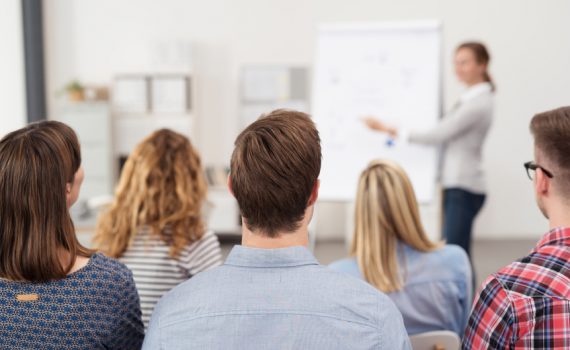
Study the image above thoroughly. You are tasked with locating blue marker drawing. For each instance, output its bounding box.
[386,138,395,147]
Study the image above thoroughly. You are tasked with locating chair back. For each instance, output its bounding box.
[409,330,460,350]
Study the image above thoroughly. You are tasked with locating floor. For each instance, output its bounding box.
[220,237,537,288]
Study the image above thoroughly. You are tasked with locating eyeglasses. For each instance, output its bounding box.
[524,161,554,180]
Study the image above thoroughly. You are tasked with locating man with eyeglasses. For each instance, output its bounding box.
[463,106,570,349]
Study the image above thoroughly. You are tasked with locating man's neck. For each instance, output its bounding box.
[241,225,309,249]
[548,203,570,230]
[240,204,315,249]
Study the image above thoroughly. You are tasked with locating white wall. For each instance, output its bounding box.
[0,0,26,136]
[44,0,570,240]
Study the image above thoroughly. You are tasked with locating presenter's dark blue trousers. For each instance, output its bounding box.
[443,188,486,258]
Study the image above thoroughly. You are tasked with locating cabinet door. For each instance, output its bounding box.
[57,103,113,201]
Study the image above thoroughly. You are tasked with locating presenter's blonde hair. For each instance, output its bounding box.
[350,159,443,293]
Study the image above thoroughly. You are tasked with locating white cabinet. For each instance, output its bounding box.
[56,102,114,203]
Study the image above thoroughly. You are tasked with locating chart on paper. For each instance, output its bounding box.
[312,21,442,202]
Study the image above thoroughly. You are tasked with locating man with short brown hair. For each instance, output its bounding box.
[230,109,322,238]
[143,109,410,349]
[463,106,570,349]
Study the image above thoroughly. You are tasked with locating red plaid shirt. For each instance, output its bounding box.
[462,227,570,349]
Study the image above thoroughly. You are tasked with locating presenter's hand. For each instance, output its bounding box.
[362,117,398,137]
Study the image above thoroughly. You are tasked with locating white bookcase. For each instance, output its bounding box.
[56,102,114,203]
[112,74,195,177]
[56,102,114,237]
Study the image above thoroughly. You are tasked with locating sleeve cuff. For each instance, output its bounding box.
[397,128,410,144]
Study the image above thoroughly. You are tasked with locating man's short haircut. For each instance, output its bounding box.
[530,106,570,197]
[230,109,321,237]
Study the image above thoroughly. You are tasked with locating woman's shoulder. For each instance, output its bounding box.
[199,229,218,240]
[434,244,470,265]
[437,245,470,276]
[84,252,134,282]
[462,91,494,112]
[406,244,470,279]
[177,229,221,259]
[183,229,219,249]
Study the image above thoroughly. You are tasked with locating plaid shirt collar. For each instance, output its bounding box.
[533,226,570,253]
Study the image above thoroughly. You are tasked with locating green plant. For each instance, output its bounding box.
[63,80,84,93]
[56,80,84,97]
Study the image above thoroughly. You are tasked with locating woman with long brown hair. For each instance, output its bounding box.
[0,121,144,349]
[364,42,494,261]
[94,129,222,328]
[330,160,472,336]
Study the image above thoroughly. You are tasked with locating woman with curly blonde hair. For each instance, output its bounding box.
[330,160,472,336]
[94,129,222,328]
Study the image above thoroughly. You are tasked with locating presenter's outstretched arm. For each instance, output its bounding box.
[362,116,398,138]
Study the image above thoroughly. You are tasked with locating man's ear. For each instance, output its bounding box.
[535,168,550,197]
[307,180,320,206]
[227,174,235,197]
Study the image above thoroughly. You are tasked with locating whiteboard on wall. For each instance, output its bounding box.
[312,21,442,203]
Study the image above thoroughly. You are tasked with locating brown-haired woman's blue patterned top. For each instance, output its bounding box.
[0,253,144,349]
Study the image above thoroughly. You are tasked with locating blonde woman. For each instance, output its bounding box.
[329,160,472,336]
[94,129,222,328]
